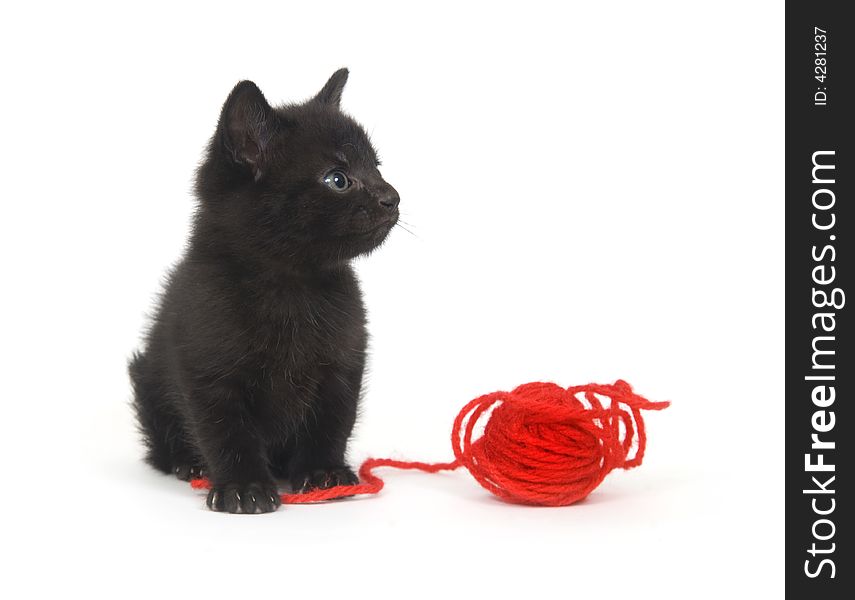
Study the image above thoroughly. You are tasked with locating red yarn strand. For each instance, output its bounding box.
[189,379,668,506]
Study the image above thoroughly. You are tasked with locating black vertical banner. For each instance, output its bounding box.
[786,2,852,597]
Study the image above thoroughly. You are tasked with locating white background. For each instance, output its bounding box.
[1,1,783,598]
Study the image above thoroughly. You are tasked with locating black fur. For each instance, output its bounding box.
[129,69,399,514]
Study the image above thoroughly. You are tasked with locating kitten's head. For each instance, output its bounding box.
[195,69,399,269]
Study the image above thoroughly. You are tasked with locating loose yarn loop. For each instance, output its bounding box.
[190,379,668,506]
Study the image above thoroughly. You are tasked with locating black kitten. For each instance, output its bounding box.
[129,69,399,514]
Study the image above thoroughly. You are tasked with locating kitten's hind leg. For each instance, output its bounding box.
[173,463,207,481]
[129,352,203,477]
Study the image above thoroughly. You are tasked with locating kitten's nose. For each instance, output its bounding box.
[378,190,400,211]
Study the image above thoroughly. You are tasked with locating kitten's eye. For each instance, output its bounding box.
[323,170,351,192]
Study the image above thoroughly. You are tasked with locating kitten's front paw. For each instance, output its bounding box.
[293,466,359,493]
[206,482,281,514]
[174,464,207,482]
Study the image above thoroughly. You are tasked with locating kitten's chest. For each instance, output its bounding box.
[256,278,365,368]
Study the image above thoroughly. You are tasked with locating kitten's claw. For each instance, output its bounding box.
[293,466,359,493]
[174,464,207,481]
[206,482,281,514]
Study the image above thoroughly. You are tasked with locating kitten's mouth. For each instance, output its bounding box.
[334,218,395,259]
[360,216,397,238]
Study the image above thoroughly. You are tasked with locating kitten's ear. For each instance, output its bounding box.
[219,80,275,179]
[312,68,349,109]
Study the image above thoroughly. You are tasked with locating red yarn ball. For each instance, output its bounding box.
[450,380,670,506]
